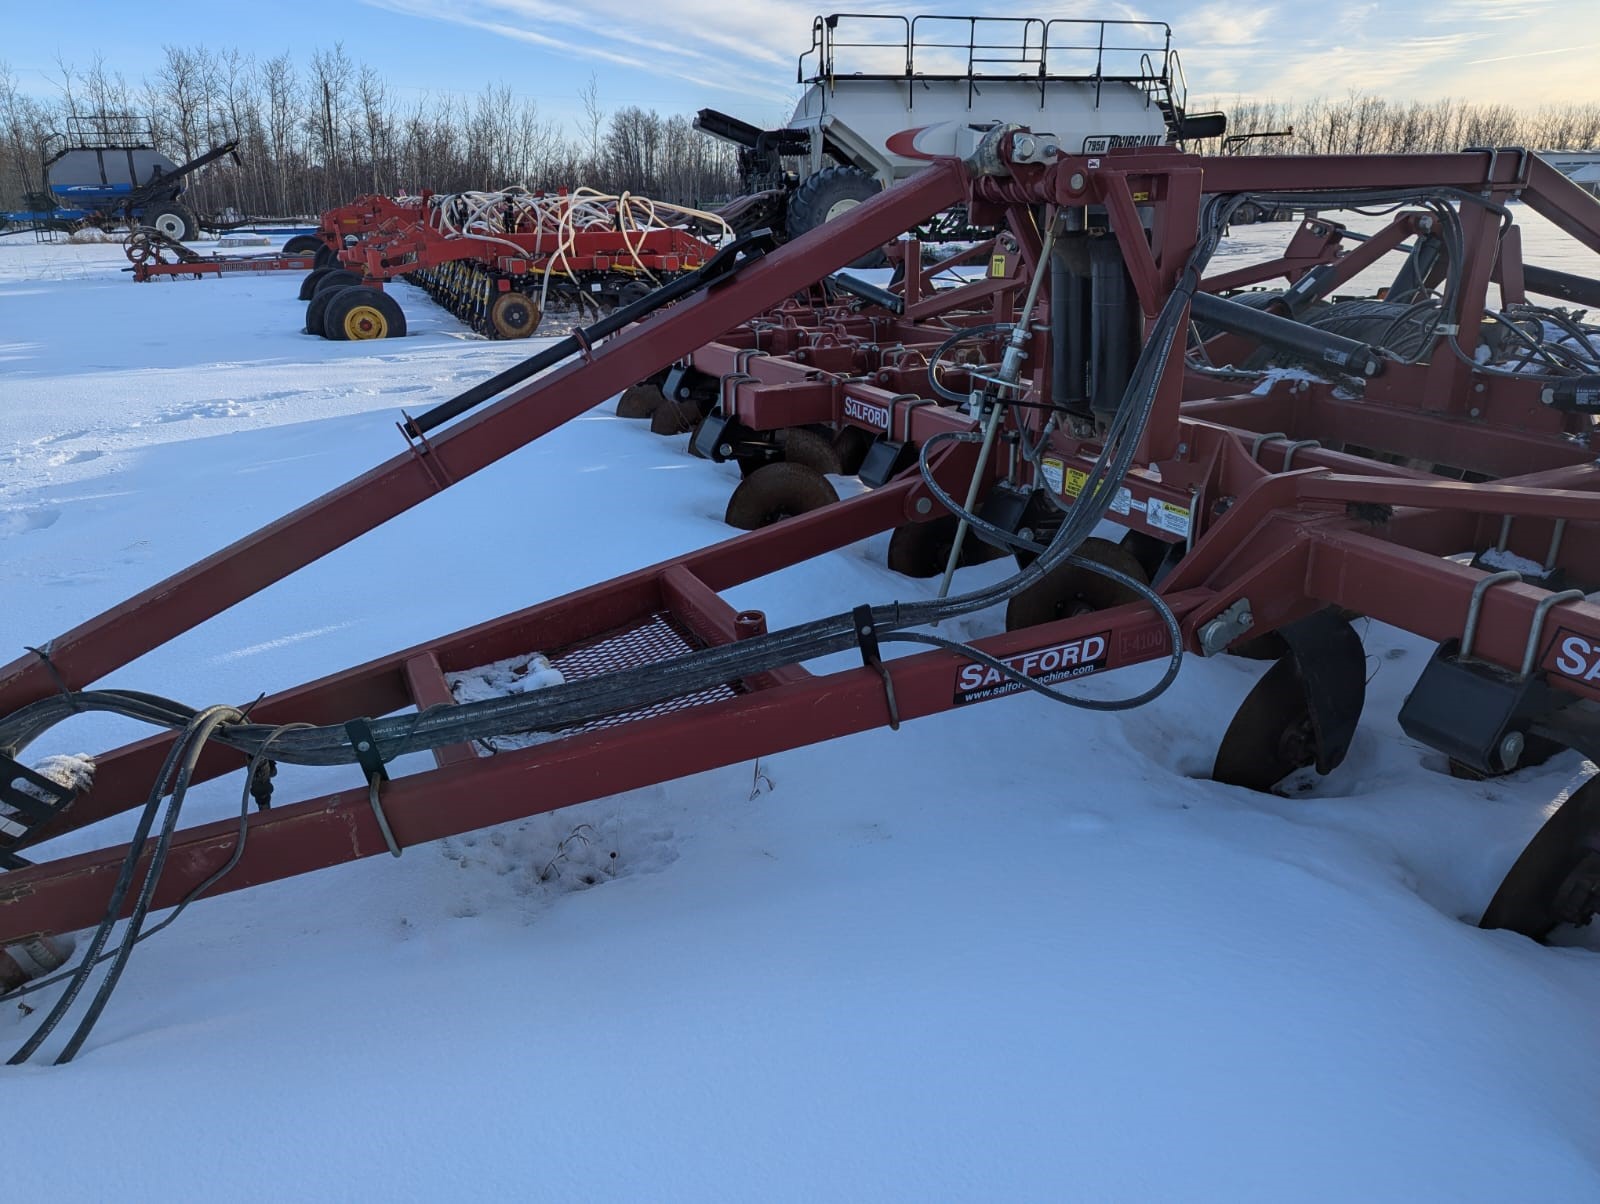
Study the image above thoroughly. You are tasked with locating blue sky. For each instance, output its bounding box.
[5,0,1595,134]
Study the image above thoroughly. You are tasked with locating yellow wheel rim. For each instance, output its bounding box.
[344,305,388,340]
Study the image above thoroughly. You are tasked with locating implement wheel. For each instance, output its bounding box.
[298,267,332,301]
[283,234,323,256]
[725,462,839,530]
[1004,537,1148,632]
[323,286,407,341]
[489,291,541,339]
[314,269,361,295]
[314,244,338,269]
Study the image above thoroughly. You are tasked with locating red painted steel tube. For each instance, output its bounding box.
[20,476,930,844]
[0,161,968,717]
[0,592,1203,947]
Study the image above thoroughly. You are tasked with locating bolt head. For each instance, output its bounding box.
[1498,731,1525,770]
[1068,172,1086,192]
[914,497,933,515]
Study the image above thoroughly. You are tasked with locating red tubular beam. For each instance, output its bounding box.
[0,161,968,717]
[1298,474,1600,522]
[20,476,928,845]
[1304,527,1600,703]
[0,593,1204,947]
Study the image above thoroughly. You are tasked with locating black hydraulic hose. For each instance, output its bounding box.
[52,706,244,1064]
[404,229,774,437]
[6,705,233,1064]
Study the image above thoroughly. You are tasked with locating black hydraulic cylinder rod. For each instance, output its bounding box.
[1523,263,1600,310]
[1049,236,1091,414]
[829,271,905,315]
[1189,290,1386,377]
[1089,236,1140,421]
[403,230,775,437]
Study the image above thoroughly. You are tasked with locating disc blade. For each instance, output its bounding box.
[1480,776,1600,940]
[1211,654,1316,792]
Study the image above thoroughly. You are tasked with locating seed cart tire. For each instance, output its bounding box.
[283,234,324,256]
[314,244,338,269]
[142,202,199,242]
[785,166,886,269]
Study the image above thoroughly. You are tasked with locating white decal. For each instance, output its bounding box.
[1081,134,1163,154]
[843,396,890,430]
[1550,631,1600,683]
[1110,486,1133,516]
[1556,635,1590,677]
[953,633,1110,705]
[1040,456,1065,494]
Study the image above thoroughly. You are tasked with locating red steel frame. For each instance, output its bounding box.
[6,145,1600,948]
[132,250,320,282]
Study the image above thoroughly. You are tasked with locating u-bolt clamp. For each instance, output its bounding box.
[1520,589,1585,677]
[1460,570,1522,660]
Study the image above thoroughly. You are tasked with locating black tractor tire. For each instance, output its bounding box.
[784,166,885,269]
[284,234,324,256]
[323,286,407,341]
[314,244,338,269]
[298,267,333,301]
[314,269,362,295]
[724,462,839,530]
[142,202,200,242]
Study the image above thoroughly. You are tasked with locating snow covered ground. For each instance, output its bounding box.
[2,220,1599,1200]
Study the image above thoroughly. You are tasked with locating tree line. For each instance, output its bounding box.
[0,45,742,218]
[1208,93,1600,157]
[3,45,1599,219]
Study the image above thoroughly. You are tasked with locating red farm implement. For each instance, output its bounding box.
[300,188,726,341]
[6,137,1600,1063]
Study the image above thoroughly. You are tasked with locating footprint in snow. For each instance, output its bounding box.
[438,806,680,920]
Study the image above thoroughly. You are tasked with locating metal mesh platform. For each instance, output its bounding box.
[452,611,744,753]
[550,611,742,733]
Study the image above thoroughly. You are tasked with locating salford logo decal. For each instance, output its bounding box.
[844,396,890,430]
[1547,628,1600,687]
[953,633,1109,705]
